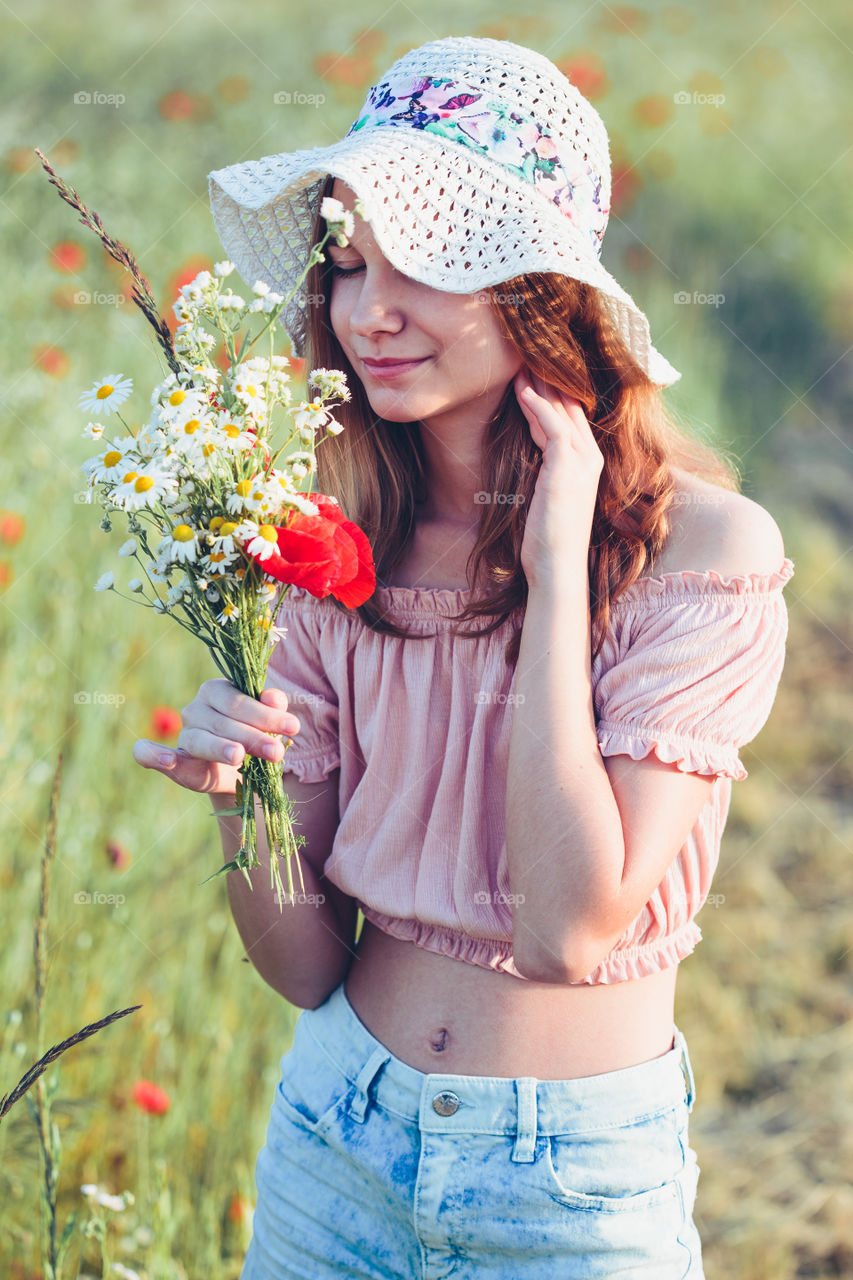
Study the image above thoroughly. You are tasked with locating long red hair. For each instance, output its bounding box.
[301,173,741,665]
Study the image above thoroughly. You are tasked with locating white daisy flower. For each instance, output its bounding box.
[281,490,320,517]
[128,578,144,592]
[259,580,279,607]
[118,539,136,557]
[320,196,355,246]
[229,369,267,410]
[94,571,115,592]
[155,386,210,429]
[291,400,333,434]
[148,560,171,583]
[81,438,138,485]
[217,600,240,626]
[252,280,270,296]
[160,523,199,564]
[78,375,133,417]
[153,598,168,614]
[113,463,180,512]
[214,260,235,277]
[308,368,351,401]
[245,524,281,561]
[217,292,246,311]
[214,410,257,454]
[82,421,105,440]
[112,1263,142,1279]
[226,477,268,516]
[261,291,284,313]
[167,576,191,606]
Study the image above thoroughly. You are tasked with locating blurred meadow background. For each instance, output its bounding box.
[1,0,852,1275]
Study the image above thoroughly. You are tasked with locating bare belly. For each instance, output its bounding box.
[343,919,679,1080]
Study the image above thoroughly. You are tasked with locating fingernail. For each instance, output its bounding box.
[225,745,241,765]
[158,751,174,767]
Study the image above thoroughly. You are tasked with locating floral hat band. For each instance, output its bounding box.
[345,74,608,261]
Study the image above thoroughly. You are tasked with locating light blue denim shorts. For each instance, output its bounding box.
[241,978,704,1279]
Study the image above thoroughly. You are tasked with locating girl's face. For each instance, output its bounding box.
[325,179,524,431]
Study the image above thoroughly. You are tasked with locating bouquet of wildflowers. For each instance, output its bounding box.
[36,148,375,910]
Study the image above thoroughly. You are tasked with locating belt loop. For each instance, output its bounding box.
[349,1046,391,1124]
[511,1078,538,1163]
[675,1028,696,1112]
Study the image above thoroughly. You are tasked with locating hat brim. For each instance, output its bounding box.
[208,128,680,386]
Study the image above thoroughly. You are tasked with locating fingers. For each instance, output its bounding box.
[203,678,301,739]
[132,739,229,794]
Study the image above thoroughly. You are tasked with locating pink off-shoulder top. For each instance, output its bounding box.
[265,557,795,985]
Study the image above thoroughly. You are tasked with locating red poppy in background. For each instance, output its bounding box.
[246,494,375,607]
[106,839,132,870]
[150,705,182,738]
[133,1080,171,1115]
[49,240,86,273]
[33,344,70,378]
[0,512,25,545]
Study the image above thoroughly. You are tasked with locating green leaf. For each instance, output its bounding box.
[200,859,243,883]
[57,1210,78,1269]
[209,806,243,817]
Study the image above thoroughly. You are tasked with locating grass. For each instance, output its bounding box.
[1,0,851,1275]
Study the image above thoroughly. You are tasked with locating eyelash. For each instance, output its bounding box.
[328,263,364,277]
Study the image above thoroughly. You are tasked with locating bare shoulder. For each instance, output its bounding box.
[651,467,786,578]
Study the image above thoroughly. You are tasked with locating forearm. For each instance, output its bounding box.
[211,792,354,1009]
[506,580,625,982]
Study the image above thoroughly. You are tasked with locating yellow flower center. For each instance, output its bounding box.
[209,517,224,533]
[121,471,138,485]
[220,522,237,536]
[96,384,114,399]
[169,389,186,405]
[173,524,195,542]
[258,524,279,542]
[235,479,253,498]
[225,425,241,438]
[202,443,215,457]
[134,476,154,493]
[183,419,201,434]
[209,551,226,563]
[103,450,122,468]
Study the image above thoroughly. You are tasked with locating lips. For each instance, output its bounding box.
[361,357,428,367]
[361,356,430,380]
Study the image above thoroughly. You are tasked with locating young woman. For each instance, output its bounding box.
[134,36,794,1278]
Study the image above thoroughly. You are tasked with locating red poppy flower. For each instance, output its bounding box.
[106,839,132,869]
[33,344,70,378]
[0,512,25,545]
[49,240,86,273]
[246,494,375,607]
[150,705,182,738]
[133,1079,171,1115]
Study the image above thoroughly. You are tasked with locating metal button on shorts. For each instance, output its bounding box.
[432,1090,461,1116]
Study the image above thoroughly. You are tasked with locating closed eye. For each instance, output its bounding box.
[329,262,364,277]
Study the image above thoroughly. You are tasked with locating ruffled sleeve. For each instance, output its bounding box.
[593,559,795,781]
[264,588,341,784]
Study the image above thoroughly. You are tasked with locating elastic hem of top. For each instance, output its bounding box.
[357,905,702,985]
[596,720,747,781]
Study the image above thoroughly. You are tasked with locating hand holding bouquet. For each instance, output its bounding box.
[36,148,375,909]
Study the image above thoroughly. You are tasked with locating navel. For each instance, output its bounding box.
[429,1027,449,1053]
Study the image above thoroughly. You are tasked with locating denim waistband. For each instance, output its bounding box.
[301,980,697,1153]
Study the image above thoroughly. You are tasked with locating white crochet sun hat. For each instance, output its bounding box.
[208,35,681,387]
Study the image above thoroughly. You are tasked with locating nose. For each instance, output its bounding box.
[347,265,406,338]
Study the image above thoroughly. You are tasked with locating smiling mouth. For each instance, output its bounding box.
[361,357,430,378]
